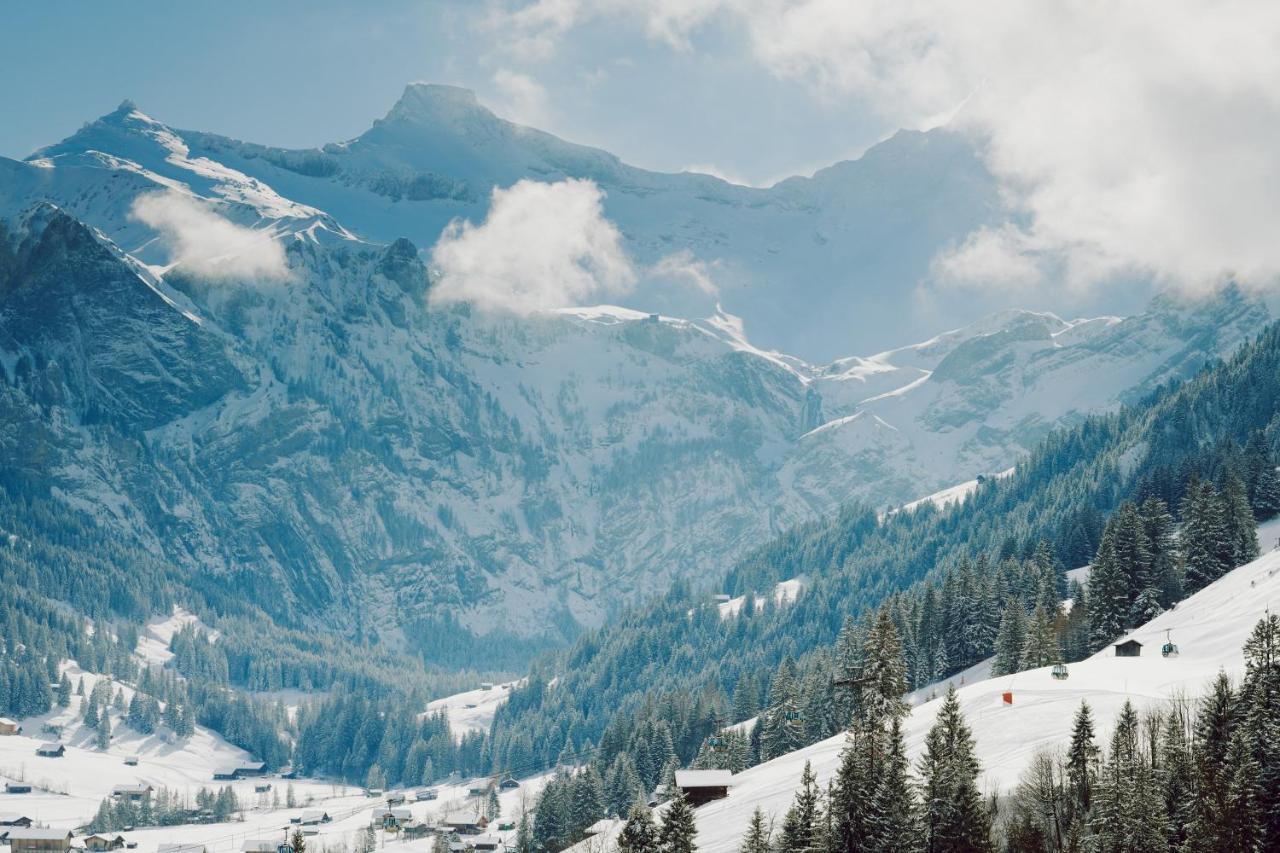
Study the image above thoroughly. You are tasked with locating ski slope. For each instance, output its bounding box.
[581,521,1280,852]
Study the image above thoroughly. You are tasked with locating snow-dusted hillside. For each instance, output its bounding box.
[591,520,1280,853]
[0,193,1267,646]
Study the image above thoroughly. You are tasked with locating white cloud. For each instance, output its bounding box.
[129,191,289,280]
[651,250,720,296]
[430,178,636,313]
[495,0,1280,295]
[489,69,552,126]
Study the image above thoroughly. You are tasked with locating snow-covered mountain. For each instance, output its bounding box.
[0,92,1269,653]
[18,86,1008,359]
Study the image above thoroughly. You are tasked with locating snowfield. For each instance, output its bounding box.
[422,681,523,740]
[581,520,1280,852]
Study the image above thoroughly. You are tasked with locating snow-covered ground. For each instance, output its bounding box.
[0,660,546,852]
[716,579,805,620]
[580,521,1280,852]
[422,681,522,740]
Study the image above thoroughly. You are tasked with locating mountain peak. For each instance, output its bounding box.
[382,83,492,126]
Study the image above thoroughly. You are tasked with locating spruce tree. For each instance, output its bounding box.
[859,608,910,727]
[779,760,820,852]
[1221,471,1259,568]
[1244,430,1280,520]
[658,790,697,853]
[1066,701,1099,820]
[920,686,991,852]
[868,717,921,853]
[1088,530,1128,650]
[618,802,659,853]
[1019,605,1059,671]
[1181,477,1228,592]
[993,599,1028,676]
[740,806,772,853]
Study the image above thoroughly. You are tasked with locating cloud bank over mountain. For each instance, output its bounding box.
[494,0,1280,297]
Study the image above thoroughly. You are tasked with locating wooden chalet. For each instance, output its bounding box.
[83,834,126,851]
[1115,639,1143,657]
[673,769,734,807]
[35,743,65,758]
[9,827,73,853]
[0,717,21,736]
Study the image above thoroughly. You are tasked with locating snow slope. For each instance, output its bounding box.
[580,528,1280,852]
[423,681,522,740]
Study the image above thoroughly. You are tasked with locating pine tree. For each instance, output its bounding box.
[779,760,820,852]
[762,658,805,760]
[868,717,921,853]
[56,673,71,707]
[1064,696,1095,819]
[1186,671,1236,850]
[1090,700,1166,853]
[658,791,697,853]
[993,599,1028,676]
[97,713,111,750]
[740,806,772,853]
[1181,476,1228,592]
[1019,605,1059,671]
[919,686,991,853]
[1088,530,1128,650]
[1244,430,1280,520]
[1221,471,1259,568]
[618,802,659,853]
[859,608,910,727]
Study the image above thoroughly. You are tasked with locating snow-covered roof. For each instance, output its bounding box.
[11,828,74,841]
[674,769,734,788]
[0,717,18,725]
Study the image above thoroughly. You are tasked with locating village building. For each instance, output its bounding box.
[9,827,74,853]
[414,789,437,801]
[4,783,33,795]
[0,717,21,736]
[35,743,65,758]
[213,762,266,781]
[123,756,139,767]
[295,810,331,826]
[673,769,735,806]
[498,778,519,790]
[1,814,34,828]
[110,785,152,802]
[442,815,489,836]
[83,834,126,851]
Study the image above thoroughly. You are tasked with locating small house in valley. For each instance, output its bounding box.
[4,783,34,795]
[35,743,65,758]
[443,815,489,836]
[84,834,126,851]
[9,827,73,853]
[0,718,21,736]
[0,814,34,827]
[111,785,152,802]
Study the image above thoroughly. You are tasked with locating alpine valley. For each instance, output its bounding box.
[5,79,1280,853]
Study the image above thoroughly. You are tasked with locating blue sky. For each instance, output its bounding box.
[0,1,887,185]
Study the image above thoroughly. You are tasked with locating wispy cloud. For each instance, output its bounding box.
[130,191,288,280]
[429,178,635,313]
[489,69,551,126]
[492,0,1280,295]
